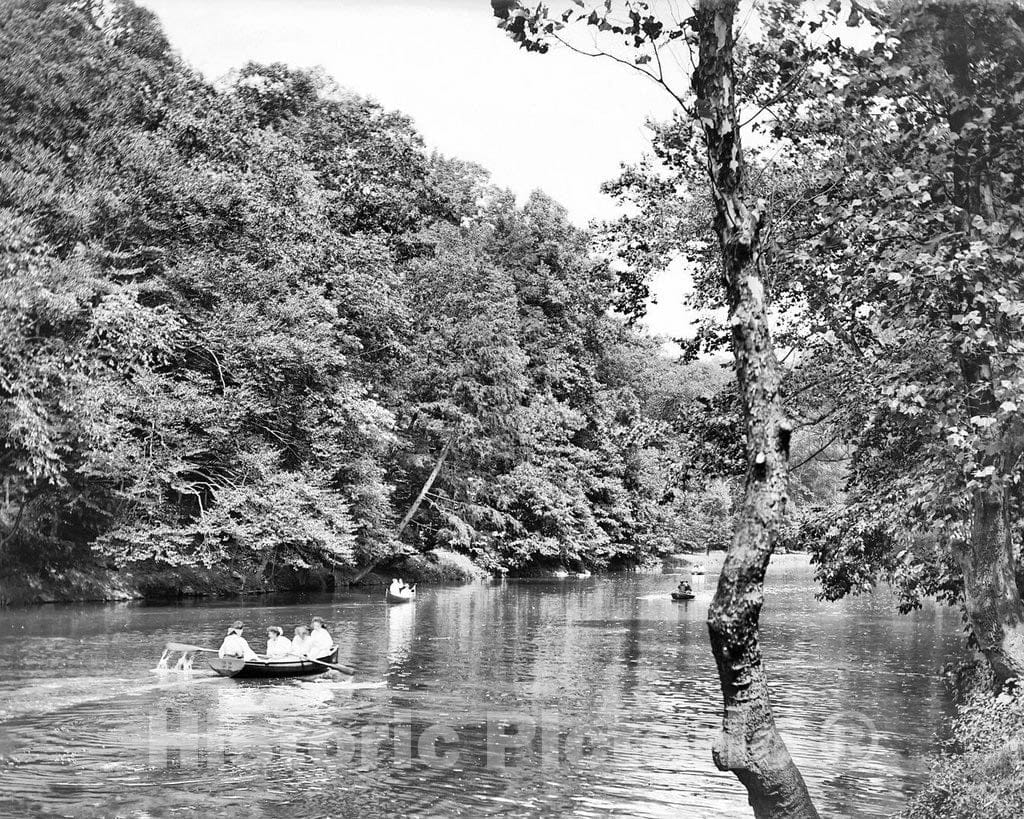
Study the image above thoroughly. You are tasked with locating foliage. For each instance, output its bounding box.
[903,682,1024,819]
[0,0,717,589]
[758,3,1024,614]
[394,192,698,571]
[587,2,1024,614]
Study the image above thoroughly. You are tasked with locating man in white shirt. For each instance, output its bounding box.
[218,621,258,660]
[305,616,333,658]
[265,626,292,659]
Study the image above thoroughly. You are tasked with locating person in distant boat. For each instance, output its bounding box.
[265,626,292,659]
[676,579,693,596]
[305,616,333,658]
[291,625,311,657]
[218,620,259,660]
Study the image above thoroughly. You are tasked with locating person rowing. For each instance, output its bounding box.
[218,620,259,660]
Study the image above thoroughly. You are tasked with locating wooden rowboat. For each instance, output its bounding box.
[386,588,415,604]
[671,591,696,601]
[208,647,339,679]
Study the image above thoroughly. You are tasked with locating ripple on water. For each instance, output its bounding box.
[0,567,961,817]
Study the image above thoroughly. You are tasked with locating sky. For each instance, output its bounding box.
[137,0,692,339]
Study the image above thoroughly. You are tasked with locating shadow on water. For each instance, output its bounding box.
[0,555,960,818]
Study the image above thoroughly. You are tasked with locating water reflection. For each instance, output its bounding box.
[0,556,960,817]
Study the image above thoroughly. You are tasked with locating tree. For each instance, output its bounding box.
[872,1,1024,685]
[492,2,819,815]
[0,2,403,579]
[760,1,1024,684]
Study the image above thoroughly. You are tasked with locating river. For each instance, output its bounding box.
[0,555,961,818]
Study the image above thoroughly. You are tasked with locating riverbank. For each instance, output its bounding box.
[1,547,812,605]
[903,674,1024,818]
[335,548,490,588]
[0,560,335,607]
[0,546,493,606]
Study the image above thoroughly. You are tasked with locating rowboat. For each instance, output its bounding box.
[671,591,696,601]
[208,647,339,679]
[386,588,415,604]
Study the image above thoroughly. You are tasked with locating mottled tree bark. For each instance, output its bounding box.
[955,473,1024,682]
[942,9,1024,684]
[693,2,818,816]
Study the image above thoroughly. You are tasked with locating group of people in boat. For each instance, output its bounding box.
[388,578,415,597]
[217,616,333,661]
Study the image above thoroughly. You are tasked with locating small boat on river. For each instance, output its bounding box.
[671,591,696,601]
[386,587,416,604]
[208,647,339,679]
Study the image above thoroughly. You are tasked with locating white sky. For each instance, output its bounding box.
[138,0,693,338]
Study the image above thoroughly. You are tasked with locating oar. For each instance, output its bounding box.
[164,642,356,675]
[166,641,219,653]
[304,656,356,676]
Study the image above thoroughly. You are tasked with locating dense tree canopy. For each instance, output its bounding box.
[0,0,730,590]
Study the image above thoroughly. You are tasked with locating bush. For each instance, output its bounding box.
[384,548,488,585]
[903,680,1024,819]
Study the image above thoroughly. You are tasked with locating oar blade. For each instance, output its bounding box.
[165,641,218,653]
[306,655,356,675]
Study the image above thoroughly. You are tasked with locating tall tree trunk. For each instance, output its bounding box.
[345,435,456,586]
[942,9,1024,684]
[955,471,1024,682]
[397,434,455,536]
[693,2,818,816]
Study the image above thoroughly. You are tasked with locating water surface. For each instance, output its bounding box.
[0,555,960,818]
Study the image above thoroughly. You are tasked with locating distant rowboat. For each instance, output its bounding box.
[386,587,416,604]
[671,591,696,601]
[208,647,339,679]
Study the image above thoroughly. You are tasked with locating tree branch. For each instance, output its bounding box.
[552,33,691,111]
[791,432,843,472]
